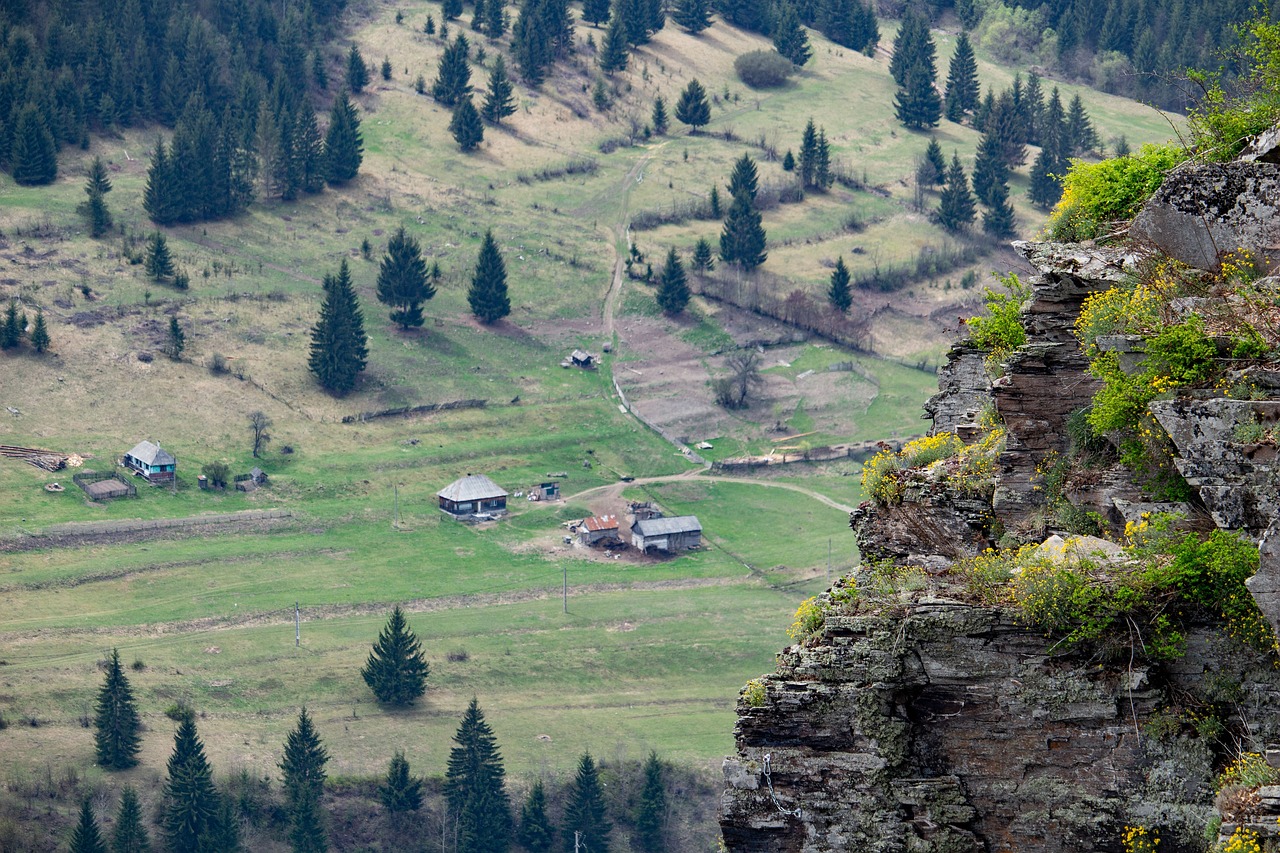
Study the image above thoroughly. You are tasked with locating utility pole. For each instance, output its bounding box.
[563,565,569,614]
[295,602,300,647]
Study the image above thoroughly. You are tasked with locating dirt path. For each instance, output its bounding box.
[565,471,856,514]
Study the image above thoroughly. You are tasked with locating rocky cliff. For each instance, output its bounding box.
[721,158,1280,852]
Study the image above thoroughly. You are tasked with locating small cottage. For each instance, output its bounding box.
[570,349,596,369]
[123,440,176,484]
[580,514,620,546]
[631,515,702,552]
[438,474,508,517]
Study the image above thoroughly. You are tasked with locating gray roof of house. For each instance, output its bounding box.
[126,440,175,467]
[438,474,508,502]
[632,515,702,537]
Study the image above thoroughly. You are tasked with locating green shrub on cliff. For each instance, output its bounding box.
[966,272,1031,371]
[1045,143,1189,242]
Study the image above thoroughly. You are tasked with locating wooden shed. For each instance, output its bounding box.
[631,515,702,552]
[123,440,176,484]
[579,514,620,546]
[570,349,596,369]
[438,474,508,517]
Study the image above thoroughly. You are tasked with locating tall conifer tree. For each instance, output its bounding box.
[281,708,330,853]
[674,79,710,131]
[11,104,57,186]
[772,3,811,66]
[937,152,976,232]
[562,753,611,853]
[943,32,979,122]
[599,16,630,73]
[828,256,852,312]
[162,718,225,852]
[982,177,1017,239]
[894,59,941,129]
[719,190,767,270]
[376,228,434,329]
[651,96,669,134]
[309,259,369,396]
[69,799,108,853]
[145,232,175,281]
[346,45,370,93]
[633,751,667,853]
[324,91,364,184]
[111,786,152,853]
[970,131,1006,207]
[30,311,50,354]
[656,247,690,315]
[433,34,474,106]
[517,781,554,853]
[83,156,114,237]
[451,96,485,151]
[445,698,513,853]
[361,605,430,705]
[469,230,511,323]
[672,0,712,32]
[381,751,424,813]
[482,56,518,123]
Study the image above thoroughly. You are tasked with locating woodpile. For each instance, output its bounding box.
[1,445,69,472]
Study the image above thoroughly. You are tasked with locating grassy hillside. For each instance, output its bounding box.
[0,0,1182,846]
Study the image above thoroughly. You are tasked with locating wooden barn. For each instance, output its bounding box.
[579,514,620,546]
[438,474,508,517]
[631,515,702,553]
[123,440,176,484]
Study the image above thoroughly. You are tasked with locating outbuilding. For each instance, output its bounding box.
[570,349,596,369]
[580,514,621,546]
[122,440,176,484]
[438,474,509,517]
[631,515,702,552]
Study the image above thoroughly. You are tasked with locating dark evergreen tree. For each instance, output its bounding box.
[561,753,611,853]
[772,3,811,66]
[691,237,715,273]
[325,91,364,185]
[313,51,330,90]
[1023,72,1045,144]
[986,90,1027,167]
[296,104,326,194]
[11,104,58,186]
[361,605,430,705]
[656,248,690,315]
[894,59,941,129]
[281,708,329,853]
[381,57,393,80]
[888,11,931,87]
[828,256,852,312]
[651,96,669,135]
[924,138,946,186]
[445,0,464,18]
[482,56,518,124]
[111,786,152,853]
[376,229,435,329]
[1028,109,1068,210]
[469,230,511,323]
[798,119,819,188]
[144,232,174,281]
[937,152,976,233]
[1064,93,1098,155]
[970,131,1006,207]
[309,259,369,396]
[718,0,767,33]
[708,184,722,218]
[982,176,1017,239]
[815,129,832,189]
[473,0,487,32]
[674,79,711,131]
[781,149,795,171]
[633,751,666,853]
[161,718,223,852]
[426,14,438,33]
[83,156,113,238]
[143,140,180,226]
[512,0,573,86]
[672,0,713,33]
[974,88,995,131]
[30,311,50,354]
[450,96,485,151]
[165,316,184,360]
[445,698,512,853]
[517,781,554,853]
[486,0,507,38]
[827,0,879,54]
[69,798,108,853]
[583,0,612,26]
[434,34,474,106]
[346,45,370,93]
[719,191,767,270]
[943,32,979,123]
[380,751,424,813]
[599,15,630,73]
[0,302,21,350]
[727,154,759,203]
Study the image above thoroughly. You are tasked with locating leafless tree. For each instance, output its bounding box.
[248,410,273,458]
[715,350,765,409]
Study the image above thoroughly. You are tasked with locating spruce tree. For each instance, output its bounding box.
[674,79,710,131]
[346,45,370,93]
[943,31,979,122]
[561,752,611,853]
[434,34,474,107]
[651,96,669,135]
[143,140,180,226]
[782,149,795,171]
[814,129,832,190]
[313,51,330,90]
[708,184,721,218]
[672,0,712,33]
[656,247,690,315]
[30,311,50,354]
[468,230,512,323]
[162,718,223,852]
[83,156,114,238]
[772,3,811,66]
[924,138,946,186]
[851,0,880,54]
[727,154,759,203]
[894,58,941,129]
[486,0,507,38]
[296,104,326,194]
[1023,72,1045,144]
[445,0,463,18]
[517,781,554,853]
[798,119,819,189]
[380,751,424,813]
[937,152,976,233]
[69,798,108,853]
[165,316,184,360]
[445,698,512,853]
[381,57,393,80]
[888,11,932,87]
[986,90,1027,168]
[691,237,715,273]
[281,708,330,853]
[361,605,430,705]
[828,256,852,312]
[482,56,518,124]
[145,232,174,282]
[111,786,152,853]
[376,228,434,329]
[1065,93,1098,155]
[1,301,21,350]
[982,177,1017,239]
[450,96,485,151]
[719,191,767,270]
[599,15,629,74]
[324,91,365,185]
[634,751,666,853]
[11,104,58,186]
[474,0,490,31]
[970,131,1006,207]
[583,0,611,26]
[309,259,369,396]
[1028,135,1066,209]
